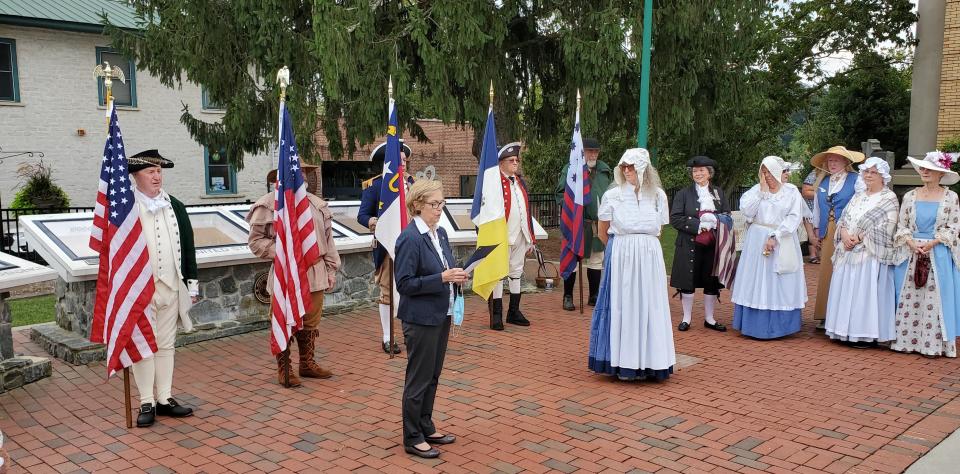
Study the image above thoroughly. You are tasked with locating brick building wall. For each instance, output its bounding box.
[314,119,480,198]
[0,25,273,207]
[938,0,960,146]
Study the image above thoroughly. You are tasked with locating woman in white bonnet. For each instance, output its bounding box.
[731,156,808,339]
[588,148,676,381]
[823,157,900,347]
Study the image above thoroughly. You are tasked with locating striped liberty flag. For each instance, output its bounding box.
[270,101,321,356]
[559,109,590,279]
[470,105,509,299]
[89,103,158,378]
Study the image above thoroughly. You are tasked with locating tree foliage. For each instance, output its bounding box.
[106,0,915,193]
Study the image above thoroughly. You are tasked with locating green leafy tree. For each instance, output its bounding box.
[105,0,915,195]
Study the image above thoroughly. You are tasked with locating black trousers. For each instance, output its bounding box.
[401,316,451,447]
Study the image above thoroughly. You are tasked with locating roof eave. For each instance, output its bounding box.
[0,14,140,34]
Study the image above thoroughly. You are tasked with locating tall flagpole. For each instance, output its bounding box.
[276,66,295,388]
[637,0,653,163]
[93,61,132,429]
[486,81,496,323]
[387,76,396,360]
[576,90,585,315]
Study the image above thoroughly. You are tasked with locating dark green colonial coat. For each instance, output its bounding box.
[170,196,198,284]
[554,160,614,257]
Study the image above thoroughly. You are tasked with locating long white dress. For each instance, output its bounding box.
[731,183,808,339]
[824,189,899,343]
[588,184,676,380]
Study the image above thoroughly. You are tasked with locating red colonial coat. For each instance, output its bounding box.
[501,172,536,244]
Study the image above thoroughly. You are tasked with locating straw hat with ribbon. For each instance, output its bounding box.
[907,151,960,186]
[811,145,866,172]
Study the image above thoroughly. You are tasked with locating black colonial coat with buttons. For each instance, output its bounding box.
[668,184,729,291]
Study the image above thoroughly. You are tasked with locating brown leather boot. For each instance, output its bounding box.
[276,350,301,387]
[296,330,332,379]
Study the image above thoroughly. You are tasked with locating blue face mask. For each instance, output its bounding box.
[452,294,465,326]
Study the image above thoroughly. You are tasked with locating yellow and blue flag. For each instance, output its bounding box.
[470,105,509,300]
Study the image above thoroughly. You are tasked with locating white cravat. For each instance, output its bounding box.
[135,189,171,214]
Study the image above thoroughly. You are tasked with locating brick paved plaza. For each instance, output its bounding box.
[2,263,960,473]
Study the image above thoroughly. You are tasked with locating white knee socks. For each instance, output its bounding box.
[131,347,175,405]
[704,295,718,325]
[508,278,522,294]
[379,303,392,343]
[681,293,694,324]
[492,281,504,299]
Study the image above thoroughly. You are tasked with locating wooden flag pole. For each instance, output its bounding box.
[387,76,396,360]
[94,61,133,428]
[578,261,584,315]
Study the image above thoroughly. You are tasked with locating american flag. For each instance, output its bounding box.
[88,104,158,378]
[270,101,320,356]
[559,110,590,279]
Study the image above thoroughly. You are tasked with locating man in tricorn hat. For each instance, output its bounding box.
[357,140,414,354]
[126,149,198,427]
[554,138,613,311]
[247,164,341,387]
[488,142,535,330]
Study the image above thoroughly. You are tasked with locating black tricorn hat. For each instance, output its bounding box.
[686,155,717,168]
[583,137,601,150]
[128,149,174,173]
[498,142,522,161]
[369,140,412,162]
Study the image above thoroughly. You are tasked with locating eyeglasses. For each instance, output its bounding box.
[504,158,520,164]
[425,200,446,210]
[619,165,636,172]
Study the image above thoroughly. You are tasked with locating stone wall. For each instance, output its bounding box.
[938,1,960,146]
[0,293,52,393]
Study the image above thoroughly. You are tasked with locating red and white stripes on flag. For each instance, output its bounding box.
[270,101,320,356]
[89,103,158,378]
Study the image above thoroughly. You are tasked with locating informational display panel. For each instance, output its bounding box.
[0,251,57,293]
[20,200,549,282]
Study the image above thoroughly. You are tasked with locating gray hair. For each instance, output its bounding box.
[686,166,715,180]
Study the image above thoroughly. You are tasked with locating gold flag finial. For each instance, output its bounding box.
[276,66,290,101]
[388,75,394,100]
[576,89,581,112]
[488,80,494,107]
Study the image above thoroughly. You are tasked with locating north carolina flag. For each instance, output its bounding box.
[374,97,407,260]
[470,106,509,300]
[559,109,590,279]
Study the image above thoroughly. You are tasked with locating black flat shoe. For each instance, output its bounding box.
[404,444,440,458]
[704,321,727,332]
[426,434,456,445]
[382,342,402,354]
[587,296,597,306]
[136,403,155,427]
[677,321,690,331]
[155,398,194,418]
[562,295,575,311]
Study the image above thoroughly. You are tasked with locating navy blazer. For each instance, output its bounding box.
[394,221,458,326]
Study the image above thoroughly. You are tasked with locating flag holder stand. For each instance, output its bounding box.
[123,368,132,428]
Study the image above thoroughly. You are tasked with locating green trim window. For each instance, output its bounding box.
[201,86,224,110]
[96,47,136,107]
[0,38,20,102]
[204,147,237,194]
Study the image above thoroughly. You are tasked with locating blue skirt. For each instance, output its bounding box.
[588,235,674,381]
[733,304,802,339]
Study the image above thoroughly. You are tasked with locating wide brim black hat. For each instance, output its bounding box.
[686,155,717,168]
[498,142,522,161]
[128,149,174,173]
[583,137,601,150]
[369,140,412,161]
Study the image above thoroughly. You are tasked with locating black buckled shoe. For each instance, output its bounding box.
[405,444,440,459]
[382,341,402,354]
[587,295,597,306]
[136,403,155,427]
[677,321,690,331]
[562,295,575,311]
[704,321,727,332]
[155,398,194,418]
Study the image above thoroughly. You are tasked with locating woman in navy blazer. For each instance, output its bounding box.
[394,179,468,459]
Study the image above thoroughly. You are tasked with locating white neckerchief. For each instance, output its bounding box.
[135,189,171,214]
[695,183,716,211]
[828,171,847,196]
